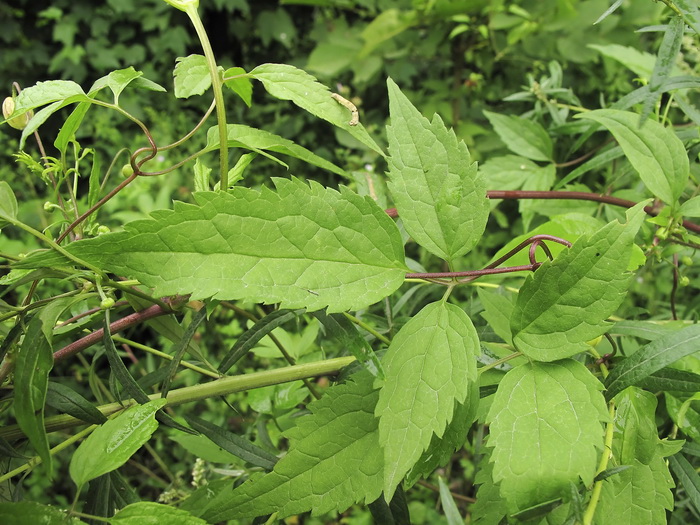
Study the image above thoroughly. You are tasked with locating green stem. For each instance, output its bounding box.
[582,401,616,525]
[478,352,522,374]
[0,356,356,441]
[186,5,228,189]
[343,312,391,346]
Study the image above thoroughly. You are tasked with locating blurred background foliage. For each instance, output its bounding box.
[2,1,700,521]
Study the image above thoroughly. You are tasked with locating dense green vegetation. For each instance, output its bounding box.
[1,0,700,523]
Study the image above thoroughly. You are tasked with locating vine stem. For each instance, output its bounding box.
[185,4,228,189]
[0,356,355,441]
[583,401,616,525]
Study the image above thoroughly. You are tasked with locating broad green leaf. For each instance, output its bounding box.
[173,55,211,98]
[14,317,53,475]
[640,17,685,123]
[666,393,700,443]
[0,181,18,228]
[104,67,144,104]
[376,301,479,499]
[510,203,646,361]
[605,324,700,400]
[668,454,700,515]
[223,66,252,107]
[46,382,107,425]
[219,309,304,373]
[201,372,384,521]
[577,109,688,204]
[588,44,656,80]
[10,80,85,115]
[54,102,91,155]
[249,63,384,155]
[407,379,479,485]
[367,486,411,525]
[680,195,700,217]
[477,288,514,346]
[594,457,674,525]
[206,124,348,178]
[483,111,553,162]
[185,415,278,470]
[110,502,206,525]
[487,360,608,513]
[69,399,167,488]
[439,477,464,525]
[17,179,407,313]
[0,502,85,525]
[612,387,658,465]
[386,78,489,261]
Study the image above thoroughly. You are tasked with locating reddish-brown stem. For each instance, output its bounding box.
[385,191,700,234]
[53,304,171,361]
[56,173,138,243]
[406,264,540,280]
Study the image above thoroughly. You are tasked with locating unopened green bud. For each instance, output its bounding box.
[100,297,115,309]
[97,225,110,235]
[681,256,694,267]
[121,164,135,178]
[3,96,33,130]
[656,227,668,240]
[679,276,690,287]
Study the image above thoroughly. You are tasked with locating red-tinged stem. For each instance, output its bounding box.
[406,264,539,280]
[53,304,171,362]
[385,191,700,234]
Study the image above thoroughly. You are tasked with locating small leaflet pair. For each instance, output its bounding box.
[331,93,359,126]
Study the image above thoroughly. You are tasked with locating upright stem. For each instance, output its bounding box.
[186,5,228,189]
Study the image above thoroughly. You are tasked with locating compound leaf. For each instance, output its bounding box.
[487,360,608,513]
[16,178,407,313]
[510,202,647,362]
[375,301,479,499]
[250,63,384,155]
[577,109,688,204]
[386,79,489,261]
[201,372,384,521]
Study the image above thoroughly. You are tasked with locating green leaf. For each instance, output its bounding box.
[636,367,700,394]
[314,310,384,379]
[375,301,479,499]
[605,324,700,400]
[407,379,479,485]
[386,78,489,261]
[471,453,508,525]
[19,94,91,149]
[439,477,464,525]
[206,124,348,179]
[359,9,416,58]
[594,457,674,525]
[486,360,608,513]
[10,80,85,115]
[612,387,658,465]
[640,17,685,123]
[675,0,700,35]
[0,181,18,227]
[249,63,385,155]
[69,399,167,488]
[192,158,211,192]
[54,102,91,155]
[477,288,514,346]
[46,382,107,425]
[577,109,688,204]
[173,55,211,98]
[201,372,384,521]
[668,454,700,515]
[223,66,252,107]
[667,393,700,442]
[185,415,278,470]
[18,179,407,313]
[483,111,553,162]
[110,502,207,525]
[510,203,647,361]
[14,317,53,475]
[219,309,303,373]
[0,502,85,524]
[228,152,256,186]
[161,308,208,397]
[680,195,700,217]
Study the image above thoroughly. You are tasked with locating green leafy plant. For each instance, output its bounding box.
[2,1,700,524]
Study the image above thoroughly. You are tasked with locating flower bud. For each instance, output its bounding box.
[2,96,33,130]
